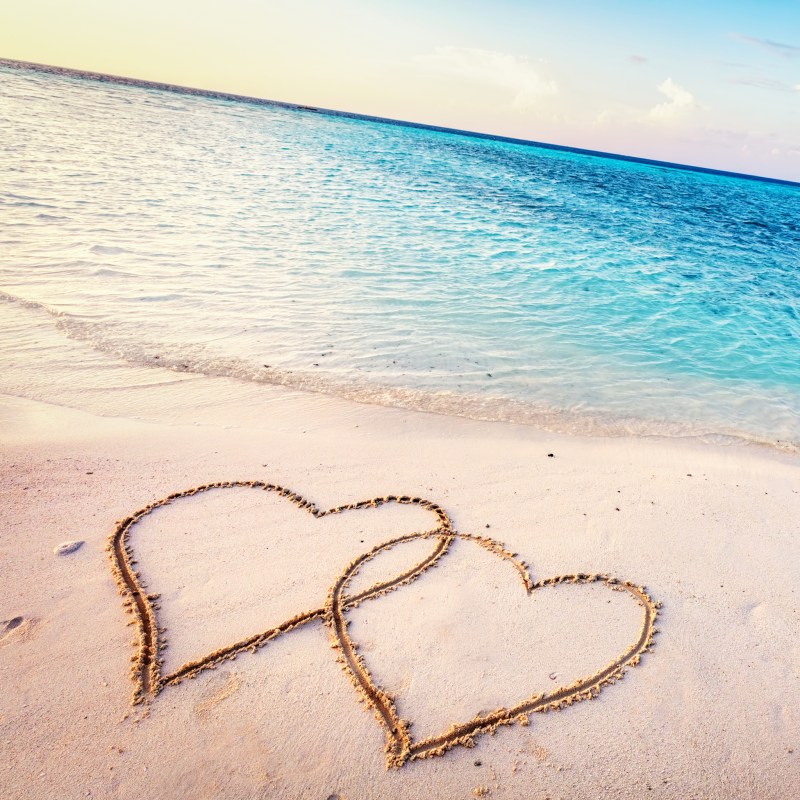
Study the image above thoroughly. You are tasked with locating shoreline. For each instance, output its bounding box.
[2,384,798,798]
[2,290,797,456]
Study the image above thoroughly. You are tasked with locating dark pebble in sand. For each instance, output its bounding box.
[547,453,554,458]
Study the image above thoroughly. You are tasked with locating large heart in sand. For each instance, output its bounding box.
[108,481,453,703]
[327,531,658,768]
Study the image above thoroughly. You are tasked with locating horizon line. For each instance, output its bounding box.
[2,56,798,189]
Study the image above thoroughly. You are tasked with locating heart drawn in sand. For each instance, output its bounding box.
[326,531,659,767]
[108,480,659,768]
[108,481,453,703]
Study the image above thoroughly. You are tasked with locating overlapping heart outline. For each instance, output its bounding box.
[108,480,453,700]
[108,480,659,768]
[327,530,658,766]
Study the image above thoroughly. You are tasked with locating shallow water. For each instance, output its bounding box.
[1,64,799,447]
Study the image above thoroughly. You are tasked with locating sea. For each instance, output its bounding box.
[1,61,799,449]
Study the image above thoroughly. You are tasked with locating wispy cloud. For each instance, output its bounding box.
[733,33,800,58]
[648,78,697,122]
[629,54,647,65]
[706,57,750,69]
[417,46,558,109]
[731,75,797,92]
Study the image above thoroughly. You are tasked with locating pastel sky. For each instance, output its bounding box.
[2,0,799,180]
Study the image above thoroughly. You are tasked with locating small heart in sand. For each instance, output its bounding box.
[109,481,453,703]
[328,531,657,767]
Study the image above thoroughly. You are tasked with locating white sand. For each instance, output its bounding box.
[1,385,799,799]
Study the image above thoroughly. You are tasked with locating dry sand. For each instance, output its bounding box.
[1,385,799,799]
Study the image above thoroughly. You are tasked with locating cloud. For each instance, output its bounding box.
[688,127,800,162]
[731,76,797,92]
[629,55,647,65]
[417,46,557,109]
[594,109,613,126]
[706,58,749,68]
[733,34,800,58]
[648,78,697,122]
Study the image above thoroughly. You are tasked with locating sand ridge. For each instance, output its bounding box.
[108,478,658,769]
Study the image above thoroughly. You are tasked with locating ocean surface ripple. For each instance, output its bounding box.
[1,65,799,447]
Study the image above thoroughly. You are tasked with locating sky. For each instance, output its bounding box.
[2,0,799,181]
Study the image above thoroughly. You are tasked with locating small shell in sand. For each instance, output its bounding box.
[54,540,84,556]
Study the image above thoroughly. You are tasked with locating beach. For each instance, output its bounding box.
[2,378,798,799]
[2,60,799,799]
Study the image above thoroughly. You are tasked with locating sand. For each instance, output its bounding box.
[1,385,799,799]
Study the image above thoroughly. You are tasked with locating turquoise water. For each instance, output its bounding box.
[1,63,799,446]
